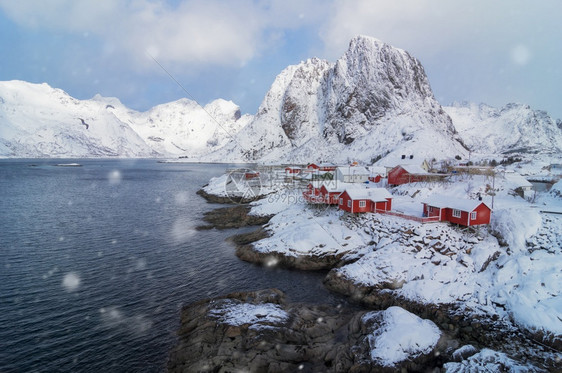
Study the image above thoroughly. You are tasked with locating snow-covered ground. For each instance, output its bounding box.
[203,165,561,368]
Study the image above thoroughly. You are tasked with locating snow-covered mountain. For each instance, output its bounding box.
[444,102,562,155]
[91,95,251,157]
[0,81,156,157]
[207,35,468,164]
[2,35,561,162]
[0,81,250,158]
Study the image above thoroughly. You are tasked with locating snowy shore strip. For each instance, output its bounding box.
[192,172,562,369]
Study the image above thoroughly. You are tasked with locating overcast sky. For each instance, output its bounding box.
[1,0,560,119]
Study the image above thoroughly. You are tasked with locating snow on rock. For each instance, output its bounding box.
[333,214,500,305]
[208,35,467,164]
[126,98,250,157]
[445,102,562,155]
[251,199,364,259]
[491,214,562,336]
[208,301,288,328]
[202,174,230,197]
[362,307,441,367]
[444,348,544,372]
[550,179,562,198]
[490,207,542,253]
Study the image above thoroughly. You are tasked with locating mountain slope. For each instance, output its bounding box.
[0,81,155,158]
[208,35,468,164]
[0,81,251,158]
[93,95,251,157]
[444,102,562,155]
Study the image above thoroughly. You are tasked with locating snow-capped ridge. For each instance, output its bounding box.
[209,34,465,164]
[0,80,251,158]
[445,101,562,154]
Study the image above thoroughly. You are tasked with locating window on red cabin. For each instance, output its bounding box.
[339,198,343,205]
[471,211,477,220]
[347,200,351,208]
[452,209,461,218]
[359,200,366,208]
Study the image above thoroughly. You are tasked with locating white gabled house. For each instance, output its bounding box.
[504,171,533,198]
[335,166,370,183]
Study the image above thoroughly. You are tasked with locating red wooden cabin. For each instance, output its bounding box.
[303,181,324,203]
[307,163,337,172]
[319,184,344,205]
[285,166,301,176]
[422,197,491,226]
[388,165,429,186]
[338,188,393,213]
[244,171,260,180]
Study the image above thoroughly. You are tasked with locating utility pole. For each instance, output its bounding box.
[491,171,495,209]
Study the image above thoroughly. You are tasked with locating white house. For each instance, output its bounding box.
[504,171,533,198]
[335,166,370,183]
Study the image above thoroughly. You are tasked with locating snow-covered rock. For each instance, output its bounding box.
[362,307,441,367]
[445,102,562,155]
[444,348,544,372]
[209,35,468,164]
[208,301,289,327]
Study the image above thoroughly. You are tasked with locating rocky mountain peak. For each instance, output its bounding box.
[321,35,454,145]
[207,35,465,164]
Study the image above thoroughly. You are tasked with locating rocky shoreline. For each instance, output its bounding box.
[168,189,561,371]
[196,188,263,205]
[324,270,561,366]
[196,205,273,230]
[168,289,458,372]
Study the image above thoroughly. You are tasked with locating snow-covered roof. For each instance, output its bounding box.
[308,162,336,168]
[398,164,428,175]
[321,181,364,193]
[337,166,370,176]
[504,172,533,188]
[422,196,489,212]
[369,166,387,175]
[345,187,393,202]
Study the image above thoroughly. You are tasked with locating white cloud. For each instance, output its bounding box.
[316,0,562,118]
[0,0,325,70]
[318,0,561,61]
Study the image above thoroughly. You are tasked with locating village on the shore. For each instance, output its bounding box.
[236,154,555,229]
[191,154,562,371]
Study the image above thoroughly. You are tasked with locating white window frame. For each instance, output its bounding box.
[347,200,352,208]
[339,198,343,205]
[470,211,477,220]
[359,200,366,208]
[452,209,461,218]
[429,206,433,213]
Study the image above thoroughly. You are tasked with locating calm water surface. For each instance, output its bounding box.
[0,159,344,372]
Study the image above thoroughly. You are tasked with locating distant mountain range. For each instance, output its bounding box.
[1,35,561,162]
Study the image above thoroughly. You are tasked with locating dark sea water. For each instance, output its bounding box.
[0,159,342,373]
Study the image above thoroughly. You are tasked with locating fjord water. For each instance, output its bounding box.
[0,160,338,372]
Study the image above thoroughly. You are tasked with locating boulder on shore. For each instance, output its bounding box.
[167,289,455,372]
